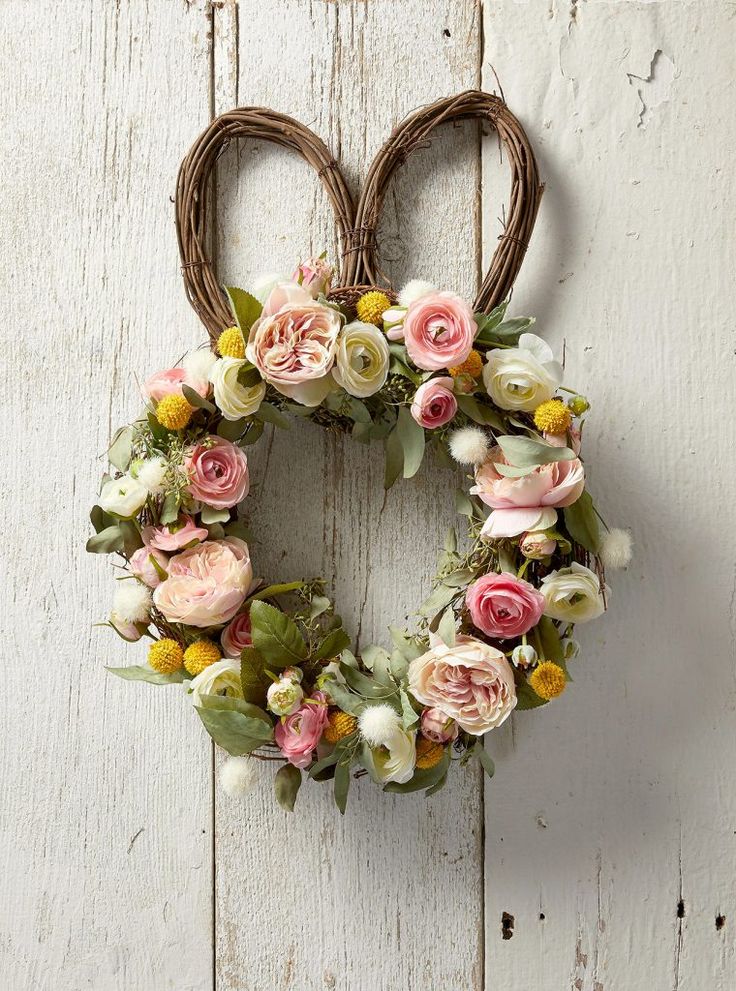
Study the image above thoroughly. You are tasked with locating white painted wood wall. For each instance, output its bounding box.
[2,2,735,988]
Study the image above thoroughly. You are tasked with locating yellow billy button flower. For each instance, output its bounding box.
[533,399,573,435]
[356,290,392,327]
[415,736,445,770]
[156,394,193,431]
[217,326,245,359]
[183,639,222,676]
[323,710,358,744]
[529,661,566,700]
[148,638,184,675]
[449,349,483,380]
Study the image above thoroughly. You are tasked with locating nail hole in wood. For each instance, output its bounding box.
[716,914,726,931]
[501,912,515,939]
[677,899,685,919]
[443,28,451,37]
[539,912,546,921]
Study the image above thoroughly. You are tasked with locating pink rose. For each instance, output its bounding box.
[403,291,476,371]
[274,691,330,768]
[408,635,516,735]
[221,610,253,658]
[247,288,342,406]
[420,707,459,744]
[153,537,252,627]
[142,515,208,552]
[186,437,249,510]
[410,377,458,429]
[292,258,334,298]
[520,531,556,559]
[471,445,585,539]
[129,546,169,588]
[466,572,545,639]
[144,367,209,403]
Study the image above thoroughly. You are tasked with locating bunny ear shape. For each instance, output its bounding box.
[349,90,544,313]
[176,109,355,342]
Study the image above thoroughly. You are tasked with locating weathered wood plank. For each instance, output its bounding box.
[0,2,215,988]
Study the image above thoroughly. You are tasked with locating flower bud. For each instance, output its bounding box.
[568,395,590,416]
[282,666,303,684]
[520,531,556,560]
[266,677,304,716]
[561,638,580,661]
[420,707,459,744]
[511,644,537,669]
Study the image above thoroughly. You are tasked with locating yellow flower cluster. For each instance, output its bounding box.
[218,326,245,359]
[156,394,193,430]
[415,736,445,770]
[529,661,566,700]
[449,349,483,380]
[356,290,392,327]
[324,710,358,743]
[184,639,221,676]
[148,639,184,674]
[533,399,572,435]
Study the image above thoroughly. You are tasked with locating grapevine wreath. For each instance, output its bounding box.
[88,92,631,812]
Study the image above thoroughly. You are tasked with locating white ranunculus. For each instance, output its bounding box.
[483,332,563,412]
[189,658,243,708]
[136,456,168,495]
[332,320,390,398]
[369,727,417,785]
[540,562,606,623]
[266,677,304,716]
[99,474,148,518]
[210,356,266,420]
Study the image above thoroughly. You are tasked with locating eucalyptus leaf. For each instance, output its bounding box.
[106,664,183,685]
[455,490,475,518]
[325,681,363,716]
[255,402,290,429]
[442,568,476,588]
[238,420,265,446]
[360,644,389,672]
[497,434,575,468]
[159,491,180,526]
[333,757,351,814]
[181,384,216,413]
[419,583,457,617]
[309,595,331,620]
[456,394,505,429]
[197,693,273,727]
[400,688,420,730]
[396,405,425,479]
[474,741,496,780]
[195,705,272,756]
[536,615,564,664]
[250,600,307,666]
[247,580,305,603]
[236,363,262,389]
[339,662,397,700]
[437,607,456,647]
[217,416,248,441]
[309,748,342,779]
[388,626,423,661]
[563,490,600,554]
[108,426,134,471]
[274,764,302,812]
[118,520,144,557]
[225,286,263,331]
[390,650,410,681]
[86,525,123,554]
[383,425,404,490]
[515,679,549,710]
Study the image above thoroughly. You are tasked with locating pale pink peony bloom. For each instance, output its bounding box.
[153,537,252,627]
[402,291,476,371]
[292,258,334,298]
[144,366,210,403]
[142,515,209,551]
[129,546,169,588]
[466,572,544,640]
[471,445,585,539]
[186,437,249,510]
[274,691,330,768]
[420,707,459,744]
[220,610,253,658]
[410,376,458,429]
[408,635,516,736]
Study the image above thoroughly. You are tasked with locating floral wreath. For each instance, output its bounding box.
[89,92,630,812]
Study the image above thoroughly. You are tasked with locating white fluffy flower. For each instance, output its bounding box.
[358,704,401,747]
[541,562,606,624]
[219,756,260,798]
[136,456,168,495]
[448,426,490,465]
[112,582,152,624]
[483,333,563,412]
[398,279,435,307]
[189,658,242,708]
[332,321,390,398]
[370,727,417,785]
[252,272,283,304]
[99,474,148,518]
[183,347,217,383]
[210,356,266,420]
[599,528,632,570]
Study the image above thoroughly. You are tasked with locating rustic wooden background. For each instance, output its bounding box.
[2,1,735,988]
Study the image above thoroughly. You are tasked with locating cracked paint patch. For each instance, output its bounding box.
[627,50,676,128]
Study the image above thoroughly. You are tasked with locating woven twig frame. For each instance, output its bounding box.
[175,91,543,342]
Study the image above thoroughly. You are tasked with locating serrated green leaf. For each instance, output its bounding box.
[240,646,270,705]
[106,664,183,685]
[250,600,307,667]
[497,435,575,468]
[274,764,302,812]
[314,627,351,661]
[225,286,263,332]
[563,490,600,554]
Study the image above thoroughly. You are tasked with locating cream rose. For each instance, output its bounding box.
[369,728,417,785]
[153,537,252,627]
[540,562,606,623]
[210,357,266,420]
[332,321,390,398]
[189,658,243,708]
[483,333,563,412]
[408,634,516,735]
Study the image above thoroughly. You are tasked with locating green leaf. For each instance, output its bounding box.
[383,425,404,490]
[225,286,263,332]
[246,581,305,603]
[383,745,450,794]
[396,405,425,479]
[563,490,601,554]
[106,664,183,685]
[334,756,351,814]
[217,416,249,441]
[390,650,410,681]
[181,384,216,413]
[455,490,475,518]
[195,702,273,755]
[497,435,575,468]
[442,568,476,588]
[249,600,307,667]
[536,615,564,664]
[86,525,123,554]
[388,344,423,386]
[90,504,113,534]
[315,627,351,661]
[515,679,549,710]
[224,520,253,543]
[255,402,290,429]
[238,420,265,446]
[419,583,457,617]
[236,363,262,389]
[309,595,332,620]
[389,626,423,661]
[240,646,270,705]
[118,520,144,556]
[474,741,496,780]
[485,316,534,344]
[339,662,397,700]
[108,426,134,471]
[274,764,302,812]
[309,748,341,779]
[456,395,505,429]
[437,607,456,647]
[400,688,420,730]
[160,491,180,526]
[325,681,363,716]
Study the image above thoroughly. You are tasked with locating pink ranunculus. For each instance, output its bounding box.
[129,546,169,588]
[410,377,458,429]
[144,367,210,403]
[471,445,585,539]
[420,707,459,744]
[221,610,253,658]
[142,515,209,551]
[246,291,342,406]
[408,635,516,736]
[466,572,545,639]
[274,691,330,768]
[153,537,252,627]
[292,258,334,298]
[402,291,476,372]
[185,437,249,510]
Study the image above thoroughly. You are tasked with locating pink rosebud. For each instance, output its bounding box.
[420,707,459,744]
[520,531,556,560]
[403,291,476,371]
[144,367,209,403]
[142,515,209,552]
[292,257,334,298]
[410,377,458,429]
[274,691,330,768]
[220,610,253,658]
[186,436,250,510]
[466,572,545,640]
[129,546,169,588]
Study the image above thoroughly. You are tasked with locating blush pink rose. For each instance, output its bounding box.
[220,610,253,658]
[129,546,169,588]
[471,445,585,539]
[274,691,330,768]
[246,287,342,406]
[466,572,545,639]
[420,707,459,744]
[144,367,209,403]
[403,291,476,371]
[292,258,334,298]
[408,634,516,735]
[142,515,209,551]
[410,377,458,429]
[153,537,252,627]
[185,437,249,510]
